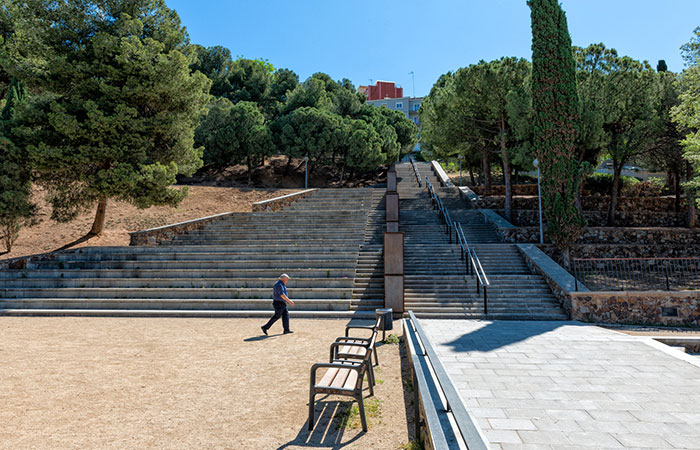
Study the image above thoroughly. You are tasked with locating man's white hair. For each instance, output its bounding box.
[280,273,290,279]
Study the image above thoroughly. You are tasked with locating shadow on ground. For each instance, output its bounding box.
[439,320,587,353]
[275,397,363,449]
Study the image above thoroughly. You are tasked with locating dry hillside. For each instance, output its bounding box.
[1,185,296,261]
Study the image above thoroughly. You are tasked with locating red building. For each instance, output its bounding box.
[358,81,403,100]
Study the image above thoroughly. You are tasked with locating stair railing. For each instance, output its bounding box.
[425,176,455,243]
[457,224,490,314]
[409,157,423,187]
[427,175,490,314]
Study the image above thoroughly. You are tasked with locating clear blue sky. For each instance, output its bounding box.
[167,0,700,98]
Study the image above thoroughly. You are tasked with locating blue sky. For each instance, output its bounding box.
[167,0,700,97]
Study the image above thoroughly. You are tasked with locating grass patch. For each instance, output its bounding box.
[399,439,424,450]
[336,398,383,430]
[383,334,400,344]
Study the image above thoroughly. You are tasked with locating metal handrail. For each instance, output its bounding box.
[409,157,423,187]
[457,223,490,314]
[427,175,490,312]
[405,312,490,450]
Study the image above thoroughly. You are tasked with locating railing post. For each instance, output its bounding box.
[483,287,488,315]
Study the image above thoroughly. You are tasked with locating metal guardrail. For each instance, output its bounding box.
[409,157,423,187]
[404,312,490,450]
[573,257,700,292]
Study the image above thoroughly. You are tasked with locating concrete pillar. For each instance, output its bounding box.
[384,232,404,313]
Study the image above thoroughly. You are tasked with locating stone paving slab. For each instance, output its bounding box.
[421,320,700,449]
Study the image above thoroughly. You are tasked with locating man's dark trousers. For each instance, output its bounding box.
[263,301,289,332]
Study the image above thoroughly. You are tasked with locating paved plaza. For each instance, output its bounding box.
[421,320,700,449]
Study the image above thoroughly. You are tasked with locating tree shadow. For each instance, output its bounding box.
[439,320,578,354]
[275,396,364,449]
[52,233,99,252]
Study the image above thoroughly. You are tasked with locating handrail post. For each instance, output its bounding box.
[483,287,488,315]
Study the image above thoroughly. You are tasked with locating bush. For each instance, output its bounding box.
[625,176,666,197]
[584,173,641,195]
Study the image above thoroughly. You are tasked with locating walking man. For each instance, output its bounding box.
[261,274,294,335]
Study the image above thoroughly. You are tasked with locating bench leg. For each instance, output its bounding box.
[373,346,379,367]
[368,364,376,394]
[308,393,316,431]
[356,395,368,432]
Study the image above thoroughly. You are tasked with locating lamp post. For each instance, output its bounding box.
[304,155,309,189]
[533,158,544,244]
[458,155,464,186]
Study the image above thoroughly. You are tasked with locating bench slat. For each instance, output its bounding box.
[319,367,339,387]
[330,368,351,389]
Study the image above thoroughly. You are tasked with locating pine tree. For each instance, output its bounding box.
[16,1,211,238]
[528,0,584,261]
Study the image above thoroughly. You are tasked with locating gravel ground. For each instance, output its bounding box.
[0,317,413,450]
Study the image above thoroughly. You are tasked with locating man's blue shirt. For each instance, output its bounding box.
[273,279,288,303]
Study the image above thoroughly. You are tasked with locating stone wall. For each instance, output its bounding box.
[471,184,538,196]
[571,291,700,327]
[251,188,316,212]
[477,195,686,213]
[502,209,687,228]
[541,244,700,261]
[490,222,700,246]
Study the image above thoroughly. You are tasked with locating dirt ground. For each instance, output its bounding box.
[1,186,296,261]
[0,317,414,450]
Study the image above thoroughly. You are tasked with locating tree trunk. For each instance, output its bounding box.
[500,116,512,221]
[247,155,252,184]
[689,190,698,229]
[607,162,622,226]
[285,155,294,174]
[339,163,346,187]
[468,165,475,185]
[481,149,492,196]
[673,168,681,213]
[89,197,108,236]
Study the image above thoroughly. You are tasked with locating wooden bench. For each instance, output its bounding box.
[308,359,373,432]
[335,317,381,366]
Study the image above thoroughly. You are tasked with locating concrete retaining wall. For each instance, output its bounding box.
[430,161,454,187]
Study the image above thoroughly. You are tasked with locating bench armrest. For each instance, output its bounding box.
[335,336,372,344]
[330,341,371,361]
[344,325,376,337]
[310,361,363,387]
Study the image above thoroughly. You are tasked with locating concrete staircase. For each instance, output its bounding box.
[397,161,567,320]
[0,189,383,318]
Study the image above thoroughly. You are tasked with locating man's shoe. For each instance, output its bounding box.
[261,326,268,336]
[283,330,294,334]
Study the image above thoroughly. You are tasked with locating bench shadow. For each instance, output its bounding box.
[275,396,364,449]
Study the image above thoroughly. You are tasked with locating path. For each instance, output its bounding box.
[421,319,700,449]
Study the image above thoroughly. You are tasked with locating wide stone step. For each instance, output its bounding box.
[0,288,353,300]
[1,278,356,289]
[51,253,359,262]
[0,308,377,319]
[0,298,354,310]
[0,268,357,279]
[66,245,360,254]
[27,260,357,270]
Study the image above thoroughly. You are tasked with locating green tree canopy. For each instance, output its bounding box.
[13,0,211,236]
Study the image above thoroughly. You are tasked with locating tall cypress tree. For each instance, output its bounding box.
[528,0,584,261]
